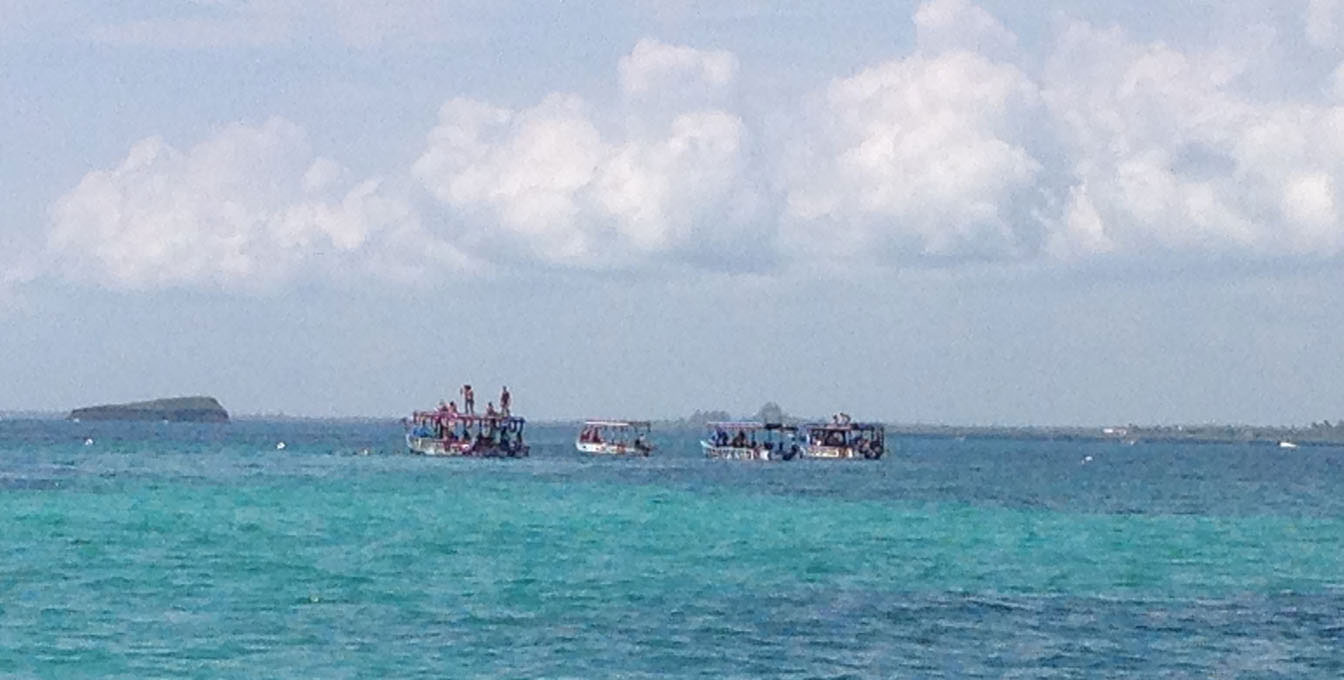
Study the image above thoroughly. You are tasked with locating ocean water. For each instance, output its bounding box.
[2,420,1343,678]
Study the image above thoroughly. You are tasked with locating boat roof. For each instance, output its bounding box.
[802,421,884,432]
[706,421,797,431]
[583,420,651,428]
[412,411,525,425]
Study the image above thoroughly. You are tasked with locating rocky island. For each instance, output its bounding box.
[69,396,230,423]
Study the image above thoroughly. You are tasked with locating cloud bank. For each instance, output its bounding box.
[413,39,765,271]
[42,0,1344,291]
[48,118,469,290]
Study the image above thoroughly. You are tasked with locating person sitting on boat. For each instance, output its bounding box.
[731,430,748,448]
[446,401,459,416]
[715,429,728,446]
[634,435,650,452]
[485,402,498,417]
[500,386,511,416]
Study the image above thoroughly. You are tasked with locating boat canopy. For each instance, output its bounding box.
[802,422,884,433]
[705,421,797,431]
[584,420,651,429]
[802,421,885,450]
[411,412,526,429]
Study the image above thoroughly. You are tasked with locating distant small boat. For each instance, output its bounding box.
[1279,441,1299,449]
[576,420,654,456]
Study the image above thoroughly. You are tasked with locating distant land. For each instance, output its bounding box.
[68,396,230,423]
[887,422,1344,447]
[2,396,1340,446]
[635,403,1344,447]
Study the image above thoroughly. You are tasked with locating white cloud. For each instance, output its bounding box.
[413,43,765,270]
[49,117,469,290]
[781,14,1044,262]
[1307,0,1344,49]
[913,0,1017,58]
[619,38,739,96]
[37,1,1344,290]
[1044,20,1344,257]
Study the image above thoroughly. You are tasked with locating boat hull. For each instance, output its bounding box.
[406,434,528,458]
[802,445,880,460]
[702,440,775,461]
[576,441,651,456]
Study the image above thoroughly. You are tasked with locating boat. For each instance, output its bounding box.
[1279,440,1300,449]
[800,418,886,459]
[701,422,802,461]
[575,420,654,456]
[404,410,529,457]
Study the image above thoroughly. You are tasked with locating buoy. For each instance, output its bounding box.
[276,442,286,450]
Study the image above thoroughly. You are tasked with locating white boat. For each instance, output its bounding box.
[405,411,529,458]
[576,420,653,456]
[801,419,886,460]
[1279,441,1299,449]
[701,422,800,461]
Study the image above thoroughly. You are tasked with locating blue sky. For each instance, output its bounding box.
[4,0,1344,424]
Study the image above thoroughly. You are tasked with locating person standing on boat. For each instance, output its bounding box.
[500,386,511,416]
[461,384,474,414]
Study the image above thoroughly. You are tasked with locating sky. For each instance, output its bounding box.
[4,0,1344,424]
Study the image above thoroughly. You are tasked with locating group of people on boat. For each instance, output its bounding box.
[406,383,527,457]
[711,428,753,448]
[808,420,884,458]
[435,384,512,419]
[710,426,800,460]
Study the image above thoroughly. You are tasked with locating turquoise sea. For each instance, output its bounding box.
[2,419,1343,678]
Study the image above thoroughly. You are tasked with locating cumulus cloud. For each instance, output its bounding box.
[1307,0,1344,49]
[1043,20,1344,258]
[619,38,739,97]
[413,42,766,271]
[913,0,1018,58]
[781,8,1044,262]
[38,0,1344,291]
[49,117,468,290]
